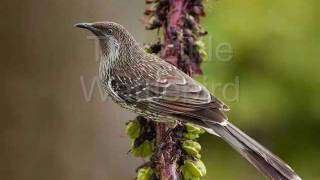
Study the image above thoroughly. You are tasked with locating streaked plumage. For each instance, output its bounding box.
[76,21,301,180]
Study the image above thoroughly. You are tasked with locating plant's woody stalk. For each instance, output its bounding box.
[130,0,207,179]
[156,1,184,179]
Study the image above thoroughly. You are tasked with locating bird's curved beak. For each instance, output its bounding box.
[74,22,102,36]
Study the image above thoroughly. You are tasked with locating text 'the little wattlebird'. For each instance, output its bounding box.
[75,21,301,180]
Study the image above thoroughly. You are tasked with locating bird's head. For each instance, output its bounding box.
[75,21,137,56]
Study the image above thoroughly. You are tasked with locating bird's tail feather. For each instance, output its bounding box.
[207,122,301,180]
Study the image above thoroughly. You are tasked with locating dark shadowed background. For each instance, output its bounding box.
[1,0,319,179]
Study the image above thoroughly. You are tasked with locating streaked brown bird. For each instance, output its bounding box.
[75,21,301,180]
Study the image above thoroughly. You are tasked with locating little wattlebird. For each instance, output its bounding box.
[75,21,301,180]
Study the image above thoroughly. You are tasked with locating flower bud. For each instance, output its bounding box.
[195,40,205,50]
[137,167,154,180]
[146,16,162,30]
[183,123,205,140]
[131,140,154,158]
[182,133,199,140]
[181,159,207,179]
[185,123,205,134]
[182,140,201,158]
[199,49,208,61]
[126,120,141,139]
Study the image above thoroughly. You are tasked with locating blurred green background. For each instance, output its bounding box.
[0,0,319,180]
[198,0,320,179]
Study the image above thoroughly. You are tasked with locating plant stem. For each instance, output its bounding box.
[156,0,185,179]
[138,0,207,179]
[155,123,177,180]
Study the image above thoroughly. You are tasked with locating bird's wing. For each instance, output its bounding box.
[112,55,229,124]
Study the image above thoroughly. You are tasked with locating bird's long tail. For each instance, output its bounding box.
[207,122,301,180]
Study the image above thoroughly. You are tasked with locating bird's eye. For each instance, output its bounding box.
[106,29,113,35]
